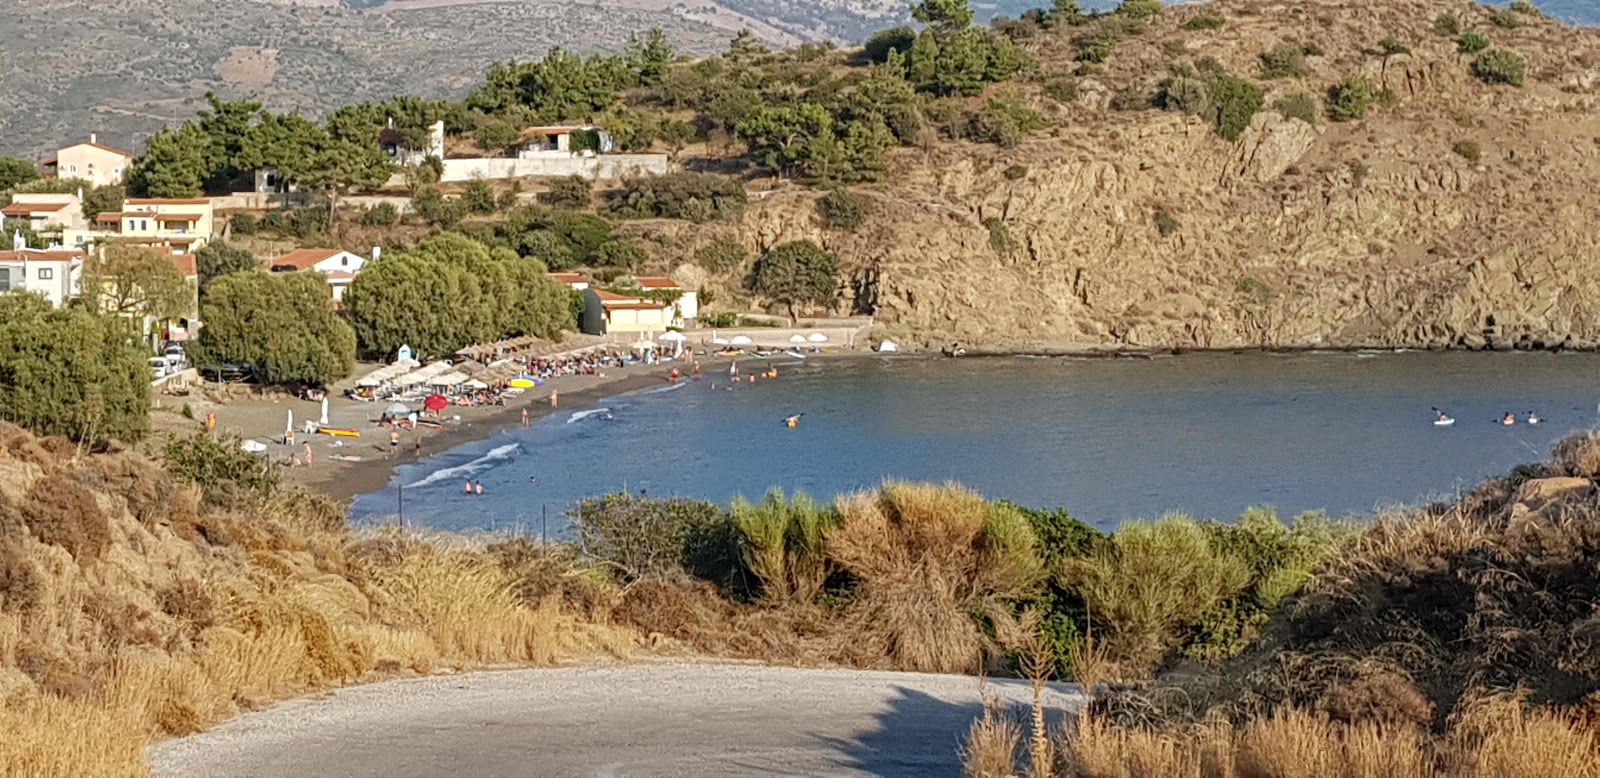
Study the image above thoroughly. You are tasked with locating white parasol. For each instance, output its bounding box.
[319,397,329,425]
[788,334,807,343]
[730,335,753,345]
[807,333,828,342]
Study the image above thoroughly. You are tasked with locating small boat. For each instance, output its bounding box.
[318,427,361,437]
[782,348,806,359]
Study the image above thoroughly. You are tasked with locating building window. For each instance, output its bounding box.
[341,256,349,266]
[36,268,53,280]
[113,168,123,178]
[0,268,10,292]
[67,164,78,173]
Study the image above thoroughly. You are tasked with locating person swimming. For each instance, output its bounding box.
[783,413,803,428]
[1502,412,1517,426]
[1527,411,1542,424]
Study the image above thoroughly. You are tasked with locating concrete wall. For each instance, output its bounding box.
[439,154,671,183]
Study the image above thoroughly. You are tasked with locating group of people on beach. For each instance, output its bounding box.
[708,360,779,391]
[519,351,635,381]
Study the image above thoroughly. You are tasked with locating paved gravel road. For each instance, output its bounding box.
[150,663,1082,777]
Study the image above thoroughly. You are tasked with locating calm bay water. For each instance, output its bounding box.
[351,352,1600,533]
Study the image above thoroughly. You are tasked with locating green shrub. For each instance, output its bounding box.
[1117,0,1162,20]
[1378,37,1412,57]
[163,433,281,506]
[1510,0,1544,17]
[969,93,1045,147]
[816,188,867,230]
[1110,88,1153,111]
[1062,516,1253,672]
[595,240,647,272]
[1452,140,1482,161]
[863,26,917,63]
[694,238,748,274]
[1005,503,1104,677]
[1457,31,1491,54]
[1154,208,1180,237]
[1259,43,1307,79]
[538,175,592,210]
[228,212,258,235]
[1326,74,1378,121]
[1002,164,1028,181]
[605,172,746,223]
[570,493,742,585]
[1472,48,1527,87]
[1207,74,1265,141]
[984,216,1015,255]
[359,202,400,226]
[1043,79,1080,104]
[1434,12,1461,36]
[1184,14,1226,30]
[732,489,839,603]
[1077,37,1116,63]
[1273,92,1318,123]
[462,179,498,214]
[1490,8,1520,29]
[259,210,287,233]
[287,206,328,238]
[1300,42,1325,57]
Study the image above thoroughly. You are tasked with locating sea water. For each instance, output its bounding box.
[350,351,1600,533]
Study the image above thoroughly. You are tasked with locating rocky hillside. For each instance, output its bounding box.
[731,0,1600,351]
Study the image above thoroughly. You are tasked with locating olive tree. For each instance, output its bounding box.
[192,271,356,385]
[749,240,840,323]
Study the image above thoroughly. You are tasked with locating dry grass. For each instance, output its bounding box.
[963,695,1024,778]
[0,424,634,776]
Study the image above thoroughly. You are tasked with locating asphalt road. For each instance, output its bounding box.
[149,663,1082,777]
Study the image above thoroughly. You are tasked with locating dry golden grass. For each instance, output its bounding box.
[963,695,1024,778]
[0,424,635,776]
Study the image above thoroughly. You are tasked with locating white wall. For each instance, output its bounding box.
[439,155,671,183]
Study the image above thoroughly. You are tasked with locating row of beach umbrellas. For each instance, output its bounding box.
[705,331,829,346]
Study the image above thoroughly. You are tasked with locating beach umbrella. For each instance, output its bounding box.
[876,339,899,353]
[711,337,730,345]
[319,397,329,426]
[463,379,489,389]
[730,335,753,345]
[384,402,411,417]
[789,334,807,343]
[286,409,293,434]
[423,394,449,412]
[659,331,688,342]
[807,333,828,342]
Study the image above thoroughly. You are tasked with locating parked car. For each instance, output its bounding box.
[149,356,179,380]
[195,362,255,383]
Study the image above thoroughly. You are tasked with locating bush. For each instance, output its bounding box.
[816,188,867,230]
[1002,164,1028,180]
[569,493,740,584]
[1452,140,1482,161]
[1326,74,1378,122]
[1259,43,1307,79]
[538,175,592,210]
[605,172,746,223]
[1117,0,1161,20]
[163,433,281,506]
[1184,14,1226,30]
[1043,79,1079,104]
[863,26,916,63]
[1510,0,1544,16]
[1110,88,1153,111]
[0,297,150,445]
[359,202,400,226]
[694,238,748,274]
[731,489,839,603]
[969,93,1045,147]
[259,210,287,233]
[1157,69,1264,140]
[1434,12,1461,36]
[1490,8,1520,29]
[1273,92,1318,123]
[984,216,1015,255]
[595,241,647,272]
[1457,31,1491,54]
[1154,208,1180,237]
[287,206,329,238]
[462,179,498,214]
[228,212,257,235]
[1472,48,1527,87]
[1378,37,1411,57]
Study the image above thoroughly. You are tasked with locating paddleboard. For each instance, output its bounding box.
[318,427,361,437]
[1434,419,1455,427]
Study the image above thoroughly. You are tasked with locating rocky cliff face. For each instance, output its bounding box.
[731,0,1600,351]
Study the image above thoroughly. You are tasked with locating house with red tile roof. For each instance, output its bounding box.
[265,248,369,301]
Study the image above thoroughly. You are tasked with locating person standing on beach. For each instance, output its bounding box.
[303,442,313,465]
[521,408,530,427]
[389,430,400,458]
[414,437,423,457]
[550,389,559,408]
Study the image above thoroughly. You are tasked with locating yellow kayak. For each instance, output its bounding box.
[318,427,361,437]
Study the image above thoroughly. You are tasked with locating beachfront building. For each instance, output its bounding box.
[580,289,674,335]
[0,248,85,307]
[41,135,134,187]
[266,248,368,301]
[550,271,590,290]
[632,276,697,322]
[68,198,216,254]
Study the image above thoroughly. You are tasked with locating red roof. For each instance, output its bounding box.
[633,276,679,290]
[1,202,70,216]
[0,250,84,263]
[171,254,197,277]
[268,248,345,271]
[96,212,125,223]
[156,213,203,223]
[593,289,669,310]
[324,270,357,281]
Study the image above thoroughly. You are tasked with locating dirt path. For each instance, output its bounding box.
[148,663,1082,777]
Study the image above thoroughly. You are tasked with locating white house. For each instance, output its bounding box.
[266,248,369,301]
[634,275,698,322]
[0,246,85,307]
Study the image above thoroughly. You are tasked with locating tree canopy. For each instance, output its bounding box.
[192,271,356,385]
[81,245,195,325]
[750,240,840,322]
[196,241,261,290]
[0,156,39,193]
[0,293,150,445]
[343,234,575,358]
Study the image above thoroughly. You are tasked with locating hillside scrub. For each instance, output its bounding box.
[967,432,1600,775]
